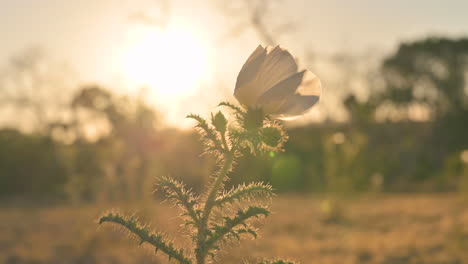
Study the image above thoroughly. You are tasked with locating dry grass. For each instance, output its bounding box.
[1,195,467,264]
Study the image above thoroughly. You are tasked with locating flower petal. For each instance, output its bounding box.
[296,70,321,97]
[257,46,298,95]
[256,71,306,114]
[276,71,321,117]
[258,70,321,117]
[276,95,320,118]
[234,45,267,106]
[257,71,306,103]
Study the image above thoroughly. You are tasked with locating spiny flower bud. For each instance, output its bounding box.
[261,126,282,147]
[212,111,227,134]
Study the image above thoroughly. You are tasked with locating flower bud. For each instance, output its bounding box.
[212,111,227,133]
[261,126,282,147]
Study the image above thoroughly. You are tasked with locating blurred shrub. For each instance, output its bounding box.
[271,154,302,192]
[0,129,67,197]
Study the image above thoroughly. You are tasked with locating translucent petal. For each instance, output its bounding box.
[234,45,321,117]
[234,45,267,106]
[278,70,322,118]
[245,45,266,66]
[296,70,321,97]
[276,95,320,118]
[234,81,258,107]
[257,70,306,103]
[275,70,321,118]
[257,46,298,95]
[235,45,267,91]
[256,71,306,114]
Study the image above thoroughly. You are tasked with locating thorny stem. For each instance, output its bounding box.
[99,107,291,264]
[196,141,234,264]
[220,133,230,154]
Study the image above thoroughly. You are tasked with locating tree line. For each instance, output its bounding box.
[1,36,468,201]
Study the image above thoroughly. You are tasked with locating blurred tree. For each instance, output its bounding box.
[379,37,468,190]
[344,94,377,127]
[0,48,78,200]
[0,47,77,135]
[67,85,163,201]
[5,36,468,200]
[381,37,468,119]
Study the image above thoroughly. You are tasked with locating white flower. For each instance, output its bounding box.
[234,45,321,119]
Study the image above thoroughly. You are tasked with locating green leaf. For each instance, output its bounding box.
[187,113,222,152]
[214,182,273,207]
[218,101,244,114]
[205,206,270,251]
[99,212,192,264]
[158,177,200,227]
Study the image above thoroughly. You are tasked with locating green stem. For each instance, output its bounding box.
[220,130,230,153]
[196,151,234,264]
[205,154,233,214]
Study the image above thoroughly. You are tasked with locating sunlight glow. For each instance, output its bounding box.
[122,26,208,97]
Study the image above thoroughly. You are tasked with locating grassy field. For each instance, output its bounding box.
[1,195,467,264]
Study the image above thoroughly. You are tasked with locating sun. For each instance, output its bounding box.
[121,26,208,97]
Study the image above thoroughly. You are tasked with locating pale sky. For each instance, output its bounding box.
[2,0,468,126]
